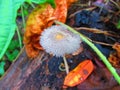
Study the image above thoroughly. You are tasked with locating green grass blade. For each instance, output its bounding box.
[55,20,120,84]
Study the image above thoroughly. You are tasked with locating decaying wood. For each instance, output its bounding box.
[0,49,47,90]
[0,47,120,90]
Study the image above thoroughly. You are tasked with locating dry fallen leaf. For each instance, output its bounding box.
[24,0,77,58]
[67,0,77,7]
[63,60,94,88]
[108,42,120,68]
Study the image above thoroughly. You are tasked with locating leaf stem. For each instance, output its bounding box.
[55,20,120,84]
[21,5,26,30]
[30,3,35,8]
[16,26,22,49]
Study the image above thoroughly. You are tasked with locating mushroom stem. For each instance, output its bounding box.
[63,55,69,74]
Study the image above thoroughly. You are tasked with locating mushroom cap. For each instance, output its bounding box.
[40,25,82,57]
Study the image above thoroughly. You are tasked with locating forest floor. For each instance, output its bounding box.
[0,0,120,90]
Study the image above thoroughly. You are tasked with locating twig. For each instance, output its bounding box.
[72,3,89,7]
[91,40,113,46]
[110,0,120,10]
[75,27,120,38]
[68,7,96,18]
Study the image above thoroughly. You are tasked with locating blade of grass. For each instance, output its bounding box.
[21,5,26,29]
[30,3,35,8]
[55,20,120,84]
[16,26,22,49]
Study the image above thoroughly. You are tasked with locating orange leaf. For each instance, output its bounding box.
[23,0,77,58]
[24,4,54,58]
[63,60,94,88]
[108,42,120,68]
[67,0,77,7]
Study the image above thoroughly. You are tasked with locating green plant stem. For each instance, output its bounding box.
[55,21,120,84]
[13,46,24,62]
[63,56,69,74]
[30,3,35,8]
[21,5,26,29]
[16,26,22,49]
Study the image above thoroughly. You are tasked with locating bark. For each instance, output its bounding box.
[0,48,48,90]
[0,48,120,90]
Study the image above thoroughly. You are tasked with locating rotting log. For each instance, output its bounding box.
[0,48,48,90]
[0,48,120,90]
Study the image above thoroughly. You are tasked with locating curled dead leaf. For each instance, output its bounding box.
[24,4,54,58]
[67,0,77,7]
[108,42,120,68]
[112,42,120,58]
[24,0,77,58]
[63,60,94,88]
